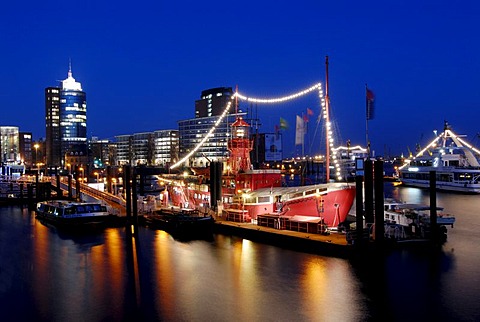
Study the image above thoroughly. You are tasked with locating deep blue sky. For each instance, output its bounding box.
[1,1,479,158]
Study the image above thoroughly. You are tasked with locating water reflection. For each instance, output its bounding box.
[1,187,480,322]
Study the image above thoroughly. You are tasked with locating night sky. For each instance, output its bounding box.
[1,1,479,158]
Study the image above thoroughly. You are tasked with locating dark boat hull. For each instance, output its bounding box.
[143,212,215,240]
[35,212,119,231]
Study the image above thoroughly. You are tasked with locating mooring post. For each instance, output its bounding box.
[124,165,132,222]
[210,161,222,211]
[355,174,364,245]
[75,166,81,201]
[132,167,138,226]
[27,184,34,211]
[56,170,62,198]
[68,174,73,199]
[374,160,384,244]
[430,170,438,240]
[364,159,374,224]
[35,172,39,200]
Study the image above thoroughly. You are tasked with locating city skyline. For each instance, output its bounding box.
[1,1,480,157]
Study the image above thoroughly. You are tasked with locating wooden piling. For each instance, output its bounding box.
[374,160,384,244]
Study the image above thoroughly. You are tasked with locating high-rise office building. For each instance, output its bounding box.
[195,87,235,118]
[178,87,246,167]
[45,65,87,168]
[45,87,61,166]
[178,114,243,167]
[0,126,20,164]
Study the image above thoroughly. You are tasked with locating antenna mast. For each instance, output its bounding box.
[235,84,238,115]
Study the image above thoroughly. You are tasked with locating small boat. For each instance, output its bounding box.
[398,121,480,193]
[383,199,455,242]
[143,207,215,240]
[35,200,116,229]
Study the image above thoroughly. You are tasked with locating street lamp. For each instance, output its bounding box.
[33,143,39,169]
[112,178,117,195]
[79,167,84,181]
[183,171,189,208]
[94,171,99,182]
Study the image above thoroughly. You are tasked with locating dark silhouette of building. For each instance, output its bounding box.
[195,87,234,118]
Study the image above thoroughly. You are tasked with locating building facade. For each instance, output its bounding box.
[154,130,179,167]
[115,130,179,166]
[195,87,235,118]
[89,137,111,168]
[0,126,20,164]
[178,114,244,167]
[45,87,61,167]
[19,132,33,167]
[45,65,87,169]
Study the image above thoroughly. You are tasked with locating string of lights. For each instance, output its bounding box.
[398,128,480,171]
[170,98,235,170]
[235,83,322,104]
[170,83,329,170]
[448,130,480,155]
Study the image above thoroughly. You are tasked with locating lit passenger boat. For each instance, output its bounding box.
[35,200,116,229]
[398,122,480,193]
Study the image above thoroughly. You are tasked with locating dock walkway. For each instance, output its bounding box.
[213,218,353,258]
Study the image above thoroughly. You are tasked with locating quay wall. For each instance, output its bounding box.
[213,221,354,259]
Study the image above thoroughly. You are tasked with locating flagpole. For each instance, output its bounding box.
[365,83,370,159]
[302,113,305,156]
[325,56,330,182]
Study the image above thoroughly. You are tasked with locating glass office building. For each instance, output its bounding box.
[178,114,245,167]
[115,130,179,166]
[60,67,87,165]
[45,65,87,168]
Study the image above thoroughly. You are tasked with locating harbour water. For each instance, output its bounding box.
[1,183,479,321]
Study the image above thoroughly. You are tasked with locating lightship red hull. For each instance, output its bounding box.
[233,183,356,227]
[162,182,355,228]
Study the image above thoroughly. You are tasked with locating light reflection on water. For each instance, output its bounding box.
[0,184,479,321]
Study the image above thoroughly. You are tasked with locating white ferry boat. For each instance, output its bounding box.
[398,122,480,193]
[383,199,455,242]
[36,200,115,229]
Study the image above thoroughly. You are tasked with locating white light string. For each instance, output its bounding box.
[235,83,322,103]
[170,82,324,169]
[170,98,234,169]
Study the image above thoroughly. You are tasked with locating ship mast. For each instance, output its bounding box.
[235,84,239,114]
[325,56,330,182]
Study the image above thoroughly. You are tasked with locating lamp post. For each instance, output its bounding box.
[241,188,251,221]
[183,171,189,208]
[33,143,39,170]
[79,167,84,182]
[94,171,99,183]
[112,178,117,195]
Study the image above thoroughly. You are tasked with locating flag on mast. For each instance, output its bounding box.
[295,115,305,146]
[307,107,314,116]
[303,113,309,123]
[366,88,375,120]
[279,117,288,130]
